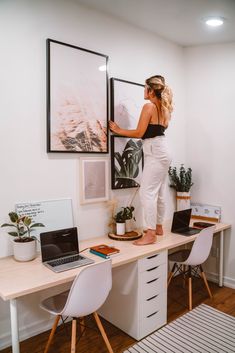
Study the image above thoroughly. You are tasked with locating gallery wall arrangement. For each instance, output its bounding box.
[47,39,109,153]
[110,78,145,189]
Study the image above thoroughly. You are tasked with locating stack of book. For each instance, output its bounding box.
[89,244,120,259]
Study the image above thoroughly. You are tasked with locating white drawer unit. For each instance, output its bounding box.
[99,250,167,340]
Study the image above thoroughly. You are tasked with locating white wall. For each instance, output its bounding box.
[185,42,235,287]
[0,0,185,348]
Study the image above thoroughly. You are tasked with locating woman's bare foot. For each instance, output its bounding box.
[133,229,156,245]
[156,224,164,235]
[143,225,164,236]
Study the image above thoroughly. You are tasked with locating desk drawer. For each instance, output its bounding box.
[140,307,166,338]
[139,251,167,272]
[141,275,164,300]
[140,264,165,284]
[142,291,165,318]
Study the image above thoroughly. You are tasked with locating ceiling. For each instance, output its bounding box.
[76,0,235,46]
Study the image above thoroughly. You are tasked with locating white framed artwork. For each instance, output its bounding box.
[80,158,109,204]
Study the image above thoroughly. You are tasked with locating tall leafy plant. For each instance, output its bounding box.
[168,165,193,192]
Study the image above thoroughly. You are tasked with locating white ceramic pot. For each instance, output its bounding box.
[116,222,125,235]
[176,192,191,211]
[12,238,37,262]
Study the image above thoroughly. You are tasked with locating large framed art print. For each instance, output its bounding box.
[110,78,145,129]
[47,39,109,153]
[110,78,145,189]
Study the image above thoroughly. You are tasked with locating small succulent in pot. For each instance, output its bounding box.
[1,212,45,242]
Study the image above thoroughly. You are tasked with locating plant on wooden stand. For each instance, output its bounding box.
[1,212,45,261]
[168,165,194,211]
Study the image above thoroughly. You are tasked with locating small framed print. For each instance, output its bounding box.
[80,158,109,204]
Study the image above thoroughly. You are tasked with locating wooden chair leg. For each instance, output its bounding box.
[167,263,177,287]
[93,312,114,353]
[182,265,186,289]
[188,266,192,311]
[44,315,60,353]
[71,319,77,353]
[79,317,85,334]
[200,265,213,298]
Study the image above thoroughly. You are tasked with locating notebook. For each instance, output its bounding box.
[90,244,120,258]
[171,209,201,236]
[40,227,94,273]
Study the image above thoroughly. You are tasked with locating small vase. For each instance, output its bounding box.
[176,192,191,211]
[116,222,125,235]
[12,238,37,262]
[125,219,134,233]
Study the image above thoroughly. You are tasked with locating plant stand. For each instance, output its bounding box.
[108,230,142,241]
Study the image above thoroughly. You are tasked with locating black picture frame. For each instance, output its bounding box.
[47,39,109,153]
[110,78,145,189]
[111,136,143,189]
[110,77,145,126]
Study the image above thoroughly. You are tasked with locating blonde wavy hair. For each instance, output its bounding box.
[145,75,173,113]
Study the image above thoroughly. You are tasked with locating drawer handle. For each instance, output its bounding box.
[147,254,159,259]
[147,294,158,301]
[147,311,158,318]
[147,278,158,284]
[147,266,159,272]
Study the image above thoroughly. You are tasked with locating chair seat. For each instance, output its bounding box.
[168,249,191,263]
[40,290,70,315]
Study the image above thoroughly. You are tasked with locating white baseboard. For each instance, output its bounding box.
[0,317,57,350]
[205,271,235,289]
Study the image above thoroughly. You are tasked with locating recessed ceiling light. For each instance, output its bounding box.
[204,17,224,27]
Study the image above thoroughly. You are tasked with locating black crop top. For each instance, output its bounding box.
[142,124,166,140]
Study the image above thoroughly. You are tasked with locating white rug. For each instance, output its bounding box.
[123,304,235,353]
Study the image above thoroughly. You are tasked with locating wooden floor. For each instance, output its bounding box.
[1,277,235,353]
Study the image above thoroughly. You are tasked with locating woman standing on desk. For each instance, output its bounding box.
[109,75,173,245]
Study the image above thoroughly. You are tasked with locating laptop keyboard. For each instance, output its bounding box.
[49,254,85,267]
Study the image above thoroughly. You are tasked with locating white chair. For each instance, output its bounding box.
[168,226,215,310]
[40,260,114,353]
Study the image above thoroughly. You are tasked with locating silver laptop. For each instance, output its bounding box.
[40,227,94,272]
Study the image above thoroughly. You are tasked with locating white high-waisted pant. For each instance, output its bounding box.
[140,136,172,229]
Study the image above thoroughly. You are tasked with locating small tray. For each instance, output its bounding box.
[108,230,142,241]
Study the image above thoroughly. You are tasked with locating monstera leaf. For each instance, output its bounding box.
[114,139,143,188]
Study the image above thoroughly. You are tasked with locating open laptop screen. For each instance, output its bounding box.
[40,227,79,262]
[171,209,192,232]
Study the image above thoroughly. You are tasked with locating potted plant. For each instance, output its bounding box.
[114,206,136,235]
[123,206,135,232]
[168,165,193,211]
[1,212,45,261]
[114,208,126,235]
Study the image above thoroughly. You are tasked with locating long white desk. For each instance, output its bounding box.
[0,220,230,353]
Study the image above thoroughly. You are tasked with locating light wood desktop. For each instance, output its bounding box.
[0,220,231,353]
